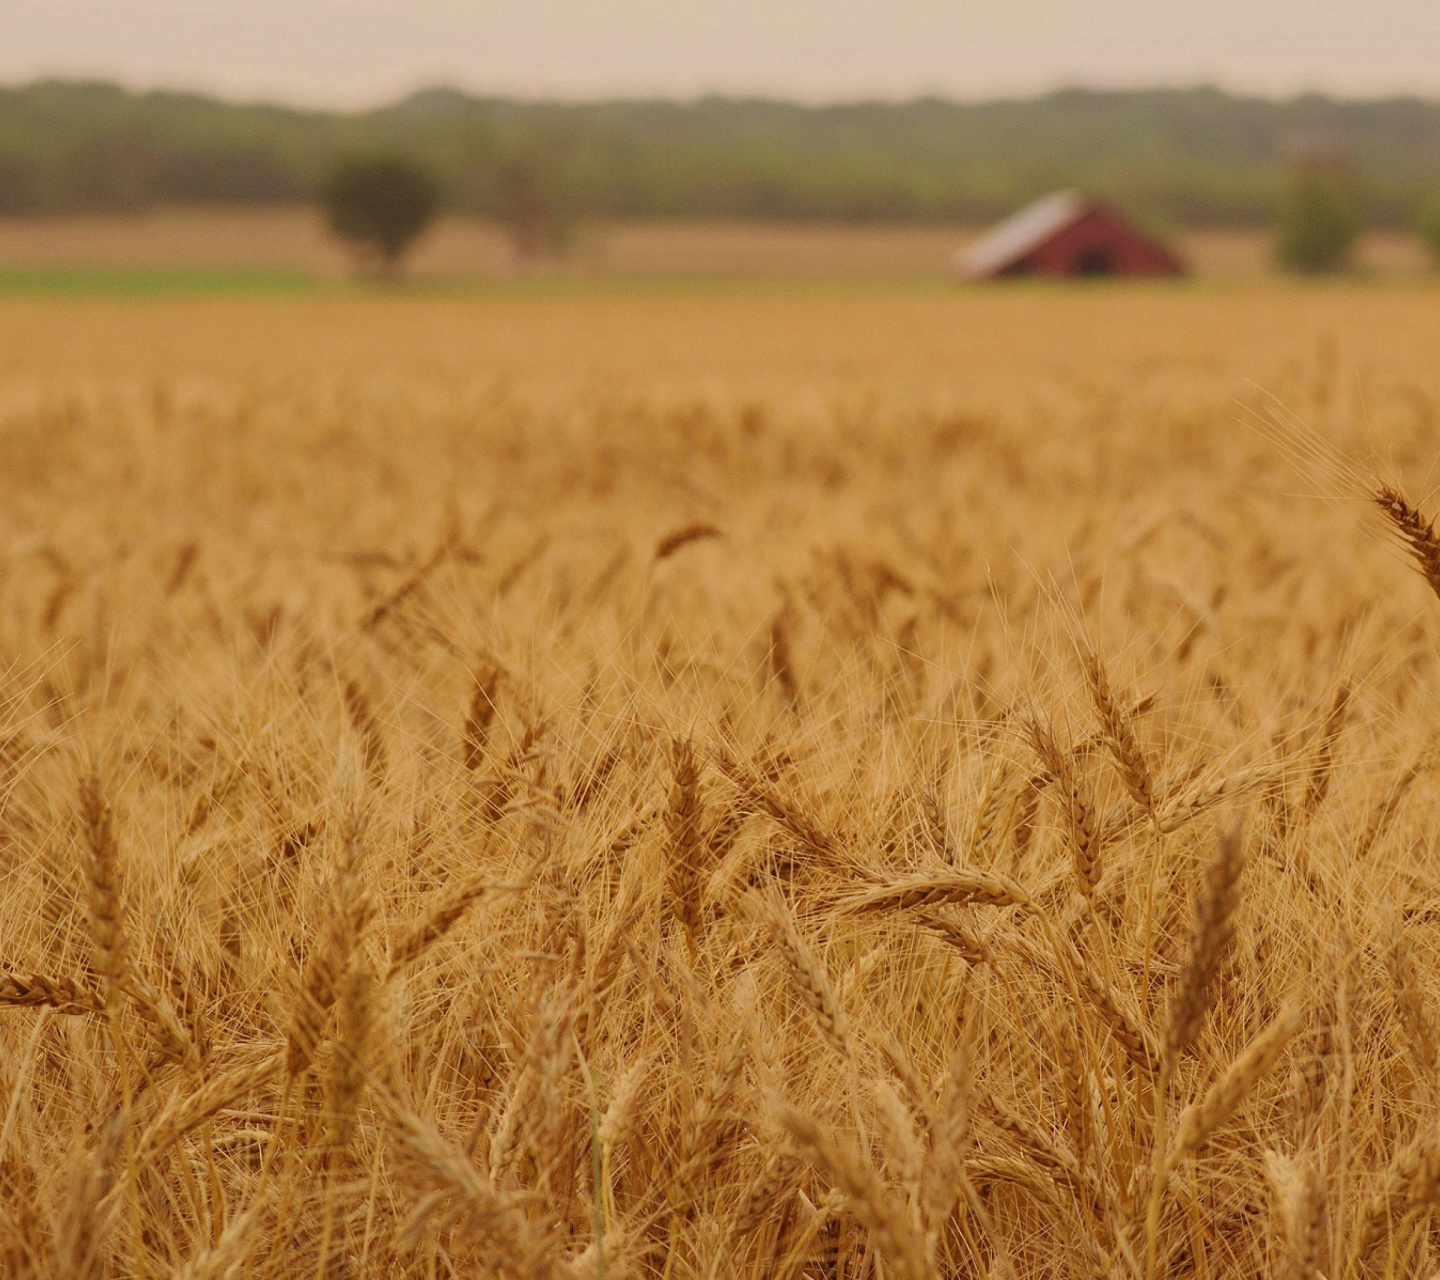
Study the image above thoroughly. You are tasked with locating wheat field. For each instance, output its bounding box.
[5,285,1440,1279]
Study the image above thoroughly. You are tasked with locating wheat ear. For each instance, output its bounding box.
[1167,1004,1302,1169]
[379,1087,560,1274]
[385,874,494,979]
[0,971,101,1016]
[840,868,1032,914]
[665,736,706,952]
[1023,714,1101,898]
[711,742,847,866]
[1145,1005,1301,1279]
[138,1051,285,1161]
[1375,484,1440,601]
[1348,1119,1440,1270]
[745,891,851,1059]
[461,660,504,770]
[729,1149,800,1242]
[774,1102,935,1280]
[1163,821,1246,1086]
[1382,911,1438,1090]
[1263,1149,1325,1280]
[655,522,722,560]
[1081,645,1156,815]
[78,770,128,1010]
[286,804,369,1077]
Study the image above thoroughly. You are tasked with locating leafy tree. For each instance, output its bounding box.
[1274,167,1363,272]
[1415,190,1440,266]
[0,151,43,213]
[490,153,576,259]
[469,127,579,262]
[322,156,439,273]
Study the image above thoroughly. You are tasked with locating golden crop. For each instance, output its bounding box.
[3,286,1440,1278]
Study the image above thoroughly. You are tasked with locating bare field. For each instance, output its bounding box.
[7,287,1440,1278]
[0,205,1433,281]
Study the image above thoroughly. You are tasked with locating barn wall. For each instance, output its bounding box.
[1004,209,1182,277]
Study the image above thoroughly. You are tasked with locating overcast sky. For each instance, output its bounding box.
[4,0,1440,107]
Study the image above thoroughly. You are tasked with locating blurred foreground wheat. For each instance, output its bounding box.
[4,343,1440,1279]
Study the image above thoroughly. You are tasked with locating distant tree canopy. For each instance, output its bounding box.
[9,80,1440,230]
[322,156,439,270]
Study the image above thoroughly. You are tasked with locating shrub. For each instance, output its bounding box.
[1273,168,1363,273]
[322,156,439,273]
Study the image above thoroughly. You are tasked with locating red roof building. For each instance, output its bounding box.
[957,191,1185,279]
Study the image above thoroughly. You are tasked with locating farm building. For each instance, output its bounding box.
[957,191,1184,279]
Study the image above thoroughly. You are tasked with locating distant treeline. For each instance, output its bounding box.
[5,79,1440,227]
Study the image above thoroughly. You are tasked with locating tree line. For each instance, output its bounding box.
[9,79,1440,236]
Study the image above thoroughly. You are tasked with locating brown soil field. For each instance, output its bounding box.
[5,286,1440,1278]
[0,205,1431,280]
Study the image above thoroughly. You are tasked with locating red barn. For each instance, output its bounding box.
[958,191,1184,279]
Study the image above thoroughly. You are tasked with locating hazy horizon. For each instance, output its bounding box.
[16,75,1440,115]
[4,0,1440,110]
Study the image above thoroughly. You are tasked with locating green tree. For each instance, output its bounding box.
[476,129,578,262]
[1414,190,1440,266]
[322,155,439,274]
[1274,167,1363,273]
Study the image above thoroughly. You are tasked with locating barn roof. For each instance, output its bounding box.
[958,190,1088,278]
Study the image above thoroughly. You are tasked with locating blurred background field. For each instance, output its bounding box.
[0,206,1433,290]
